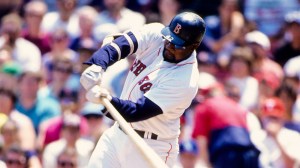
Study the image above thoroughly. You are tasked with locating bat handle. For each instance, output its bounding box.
[100,97,168,168]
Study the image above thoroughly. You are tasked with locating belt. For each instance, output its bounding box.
[118,126,158,140]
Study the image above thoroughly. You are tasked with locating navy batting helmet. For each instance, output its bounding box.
[161,12,206,46]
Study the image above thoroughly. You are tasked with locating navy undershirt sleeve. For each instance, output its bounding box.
[83,31,138,71]
[84,44,119,70]
[104,96,163,122]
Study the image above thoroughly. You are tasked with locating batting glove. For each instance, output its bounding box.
[86,85,112,104]
[80,64,104,90]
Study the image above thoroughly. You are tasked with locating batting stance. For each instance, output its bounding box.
[80,12,206,168]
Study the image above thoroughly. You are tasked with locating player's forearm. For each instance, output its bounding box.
[106,96,163,122]
[84,44,120,70]
[84,31,138,70]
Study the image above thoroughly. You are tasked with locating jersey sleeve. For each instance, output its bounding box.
[84,23,164,70]
[144,68,199,119]
[128,22,165,59]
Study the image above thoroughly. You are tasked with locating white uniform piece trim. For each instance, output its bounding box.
[124,33,134,55]
[110,42,121,60]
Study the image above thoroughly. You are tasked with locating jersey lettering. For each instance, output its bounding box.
[138,76,149,85]
[173,23,182,34]
[130,59,146,76]
[140,83,152,93]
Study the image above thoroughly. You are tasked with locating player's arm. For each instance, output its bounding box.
[80,31,139,90]
[84,22,164,69]
[80,23,164,91]
[86,85,163,122]
[84,31,138,70]
[106,96,163,122]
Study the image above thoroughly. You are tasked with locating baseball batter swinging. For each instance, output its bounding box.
[80,12,206,168]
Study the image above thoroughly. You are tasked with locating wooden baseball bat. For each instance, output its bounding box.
[100,97,169,168]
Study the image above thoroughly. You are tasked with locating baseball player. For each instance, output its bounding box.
[80,12,206,168]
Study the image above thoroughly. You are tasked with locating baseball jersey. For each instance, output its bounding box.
[85,23,199,140]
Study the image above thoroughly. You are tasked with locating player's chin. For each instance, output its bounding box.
[163,49,176,63]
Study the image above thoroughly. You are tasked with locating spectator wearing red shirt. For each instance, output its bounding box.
[192,83,260,168]
[22,1,51,55]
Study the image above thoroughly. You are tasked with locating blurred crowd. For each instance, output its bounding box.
[0,0,300,167]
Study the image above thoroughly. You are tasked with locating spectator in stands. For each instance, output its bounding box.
[93,23,120,48]
[75,38,98,74]
[36,99,89,152]
[43,58,80,102]
[15,71,61,134]
[3,145,29,168]
[194,72,217,105]
[0,0,22,21]
[0,13,42,72]
[146,0,181,26]
[0,87,36,152]
[41,0,80,39]
[158,0,181,26]
[0,120,41,168]
[281,58,300,122]
[56,147,78,168]
[69,6,98,51]
[200,0,244,67]
[225,46,259,111]
[196,51,219,76]
[253,71,282,116]
[22,1,51,55]
[0,47,13,67]
[245,30,284,80]
[1,120,20,155]
[244,0,300,52]
[176,139,199,168]
[252,97,300,168]
[274,11,300,67]
[275,83,300,133]
[42,113,94,168]
[0,62,21,91]
[80,102,108,143]
[192,82,260,168]
[95,0,146,32]
[42,28,78,83]
[283,54,300,85]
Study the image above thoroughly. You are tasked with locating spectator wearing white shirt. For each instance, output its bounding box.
[282,56,300,123]
[42,113,94,168]
[41,0,80,40]
[251,97,300,168]
[226,46,259,111]
[0,13,42,72]
[95,0,146,32]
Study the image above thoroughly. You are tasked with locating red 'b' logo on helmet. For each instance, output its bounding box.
[173,23,182,34]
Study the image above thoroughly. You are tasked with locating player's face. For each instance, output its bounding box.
[163,39,199,63]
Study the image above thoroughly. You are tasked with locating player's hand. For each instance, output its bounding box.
[80,64,103,90]
[86,85,112,104]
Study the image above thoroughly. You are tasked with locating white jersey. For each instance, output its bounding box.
[119,23,199,140]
